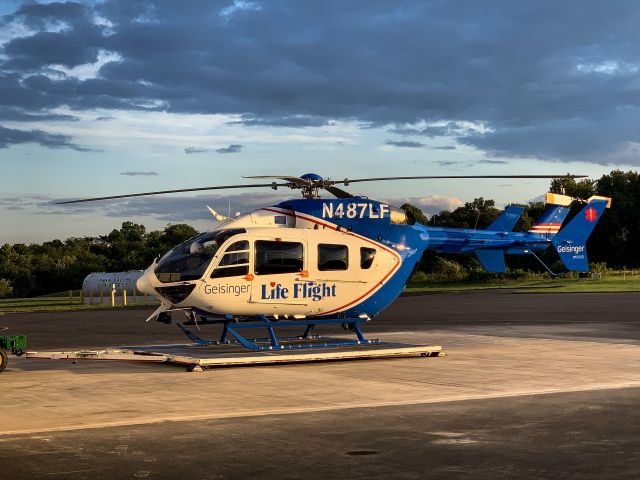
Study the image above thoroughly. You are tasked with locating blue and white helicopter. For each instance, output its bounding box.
[61,174,610,351]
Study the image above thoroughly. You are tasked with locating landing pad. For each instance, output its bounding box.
[25,339,445,370]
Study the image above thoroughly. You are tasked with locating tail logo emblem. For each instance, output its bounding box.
[585,207,598,223]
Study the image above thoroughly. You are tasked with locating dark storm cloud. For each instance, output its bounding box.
[2,1,104,70]
[119,171,159,176]
[5,1,88,30]
[3,1,640,163]
[385,140,425,148]
[4,30,102,70]
[215,144,243,154]
[0,107,78,122]
[0,125,93,150]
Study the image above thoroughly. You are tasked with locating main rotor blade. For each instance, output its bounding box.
[56,182,289,204]
[324,185,353,198]
[243,175,309,186]
[334,175,587,185]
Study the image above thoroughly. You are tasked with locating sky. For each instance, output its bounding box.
[1,0,638,243]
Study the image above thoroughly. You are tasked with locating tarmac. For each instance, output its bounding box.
[1,290,640,479]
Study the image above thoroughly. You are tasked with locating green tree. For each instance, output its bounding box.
[161,224,199,246]
[429,197,500,229]
[106,222,148,271]
[550,176,596,200]
[0,278,12,298]
[588,170,640,267]
[400,203,429,225]
[0,222,204,297]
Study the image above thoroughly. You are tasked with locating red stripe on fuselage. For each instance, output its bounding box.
[261,207,402,315]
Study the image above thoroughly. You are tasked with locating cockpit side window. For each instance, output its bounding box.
[211,240,250,278]
[154,229,245,283]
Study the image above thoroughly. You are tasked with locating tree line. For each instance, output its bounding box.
[0,169,638,298]
[404,169,640,279]
[0,223,198,298]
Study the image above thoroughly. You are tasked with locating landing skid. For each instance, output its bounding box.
[176,316,379,351]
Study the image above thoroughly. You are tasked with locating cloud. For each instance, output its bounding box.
[185,145,246,154]
[433,145,456,150]
[385,140,425,148]
[2,1,640,162]
[215,144,244,154]
[230,114,332,128]
[474,159,509,165]
[0,107,78,122]
[220,0,261,18]
[0,125,94,151]
[42,192,290,222]
[391,122,469,138]
[393,195,464,216]
[119,171,158,176]
[459,119,640,165]
[436,160,463,167]
[184,146,209,154]
[0,194,50,206]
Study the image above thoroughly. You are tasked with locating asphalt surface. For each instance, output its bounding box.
[3,389,640,480]
[1,290,639,479]
[3,290,640,348]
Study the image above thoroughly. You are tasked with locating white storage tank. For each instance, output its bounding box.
[82,271,144,297]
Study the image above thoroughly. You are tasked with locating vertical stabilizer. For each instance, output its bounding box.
[529,193,572,235]
[551,199,609,272]
[488,205,524,232]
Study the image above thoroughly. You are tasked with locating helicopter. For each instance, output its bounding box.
[59,173,610,351]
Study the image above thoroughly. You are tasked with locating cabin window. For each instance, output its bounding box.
[255,241,304,275]
[318,244,348,271]
[360,247,376,269]
[210,240,250,278]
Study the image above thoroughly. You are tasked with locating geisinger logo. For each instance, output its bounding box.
[557,245,585,254]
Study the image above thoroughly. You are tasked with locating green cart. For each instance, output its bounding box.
[0,335,27,373]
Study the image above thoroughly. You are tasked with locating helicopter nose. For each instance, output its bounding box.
[136,267,156,296]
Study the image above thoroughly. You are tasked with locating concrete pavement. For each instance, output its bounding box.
[1,290,639,479]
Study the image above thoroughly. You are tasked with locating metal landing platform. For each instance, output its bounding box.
[25,338,446,371]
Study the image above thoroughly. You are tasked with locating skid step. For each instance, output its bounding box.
[25,340,445,370]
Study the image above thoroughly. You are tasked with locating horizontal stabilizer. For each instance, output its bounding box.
[551,199,608,272]
[545,192,573,206]
[587,195,612,208]
[488,206,524,232]
[476,250,506,273]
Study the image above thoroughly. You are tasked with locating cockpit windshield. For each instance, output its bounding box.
[154,229,246,283]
